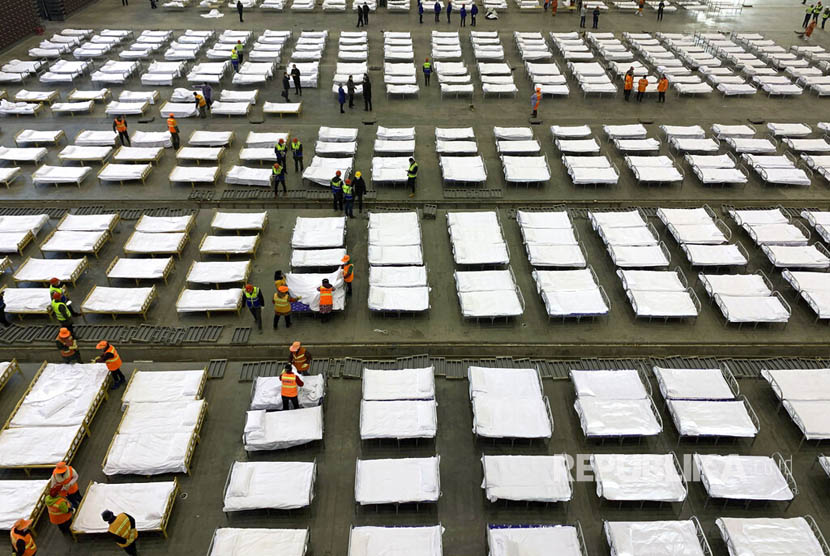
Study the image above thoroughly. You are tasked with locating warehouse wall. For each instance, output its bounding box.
[0,0,40,50]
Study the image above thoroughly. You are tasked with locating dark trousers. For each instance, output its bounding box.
[248,306,262,330]
[294,156,303,171]
[447,10,451,21]
[435,11,439,21]
[238,8,243,20]
[293,79,301,95]
[357,15,364,26]
[356,192,364,212]
[62,352,82,364]
[123,542,138,556]
[364,96,372,111]
[110,369,126,387]
[471,13,476,24]
[592,16,598,27]
[198,105,207,118]
[424,72,430,85]
[579,15,585,26]
[271,174,285,197]
[282,88,290,101]
[460,15,465,25]
[282,396,299,410]
[0,311,9,327]
[340,101,345,113]
[58,520,72,534]
[121,0,128,5]
[657,9,663,19]
[636,90,644,101]
[150,0,157,7]
[333,191,344,211]
[420,12,423,21]
[804,13,812,27]
[346,281,353,295]
[170,132,180,150]
[232,61,239,72]
[118,131,130,146]
[407,176,416,193]
[823,17,828,27]
[345,198,354,218]
[364,12,368,23]
[658,91,665,102]
[273,313,292,329]
[67,491,82,509]
[348,93,354,108]
[532,109,537,117]
[624,88,631,100]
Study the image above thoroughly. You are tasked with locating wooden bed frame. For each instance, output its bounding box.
[0,256,11,275]
[69,477,179,540]
[198,233,261,260]
[12,255,89,285]
[0,230,35,256]
[14,129,65,146]
[264,101,303,118]
[40,229,109,257]
[123,230,189,258]
[51,100,94,117]
[0,285,53,320]
[168,166,219,188]
[175,287,243,317]
[106,255,175,285]
[97,162,152,185]
[175,145,226,165]
[112,145,164,165]
[13,90,59,105]
[56,212,120,235]
[210,210,269,235]
[80,284,157,320]
[0,359,22,396]
[121,366,208,409]
[104,100,149,116]
[0,167,21,188]
[186,130,235,147]
[185,259,251,288]
[67,88,113,103]
[32,164,93,188]
[73,129,117,148]
[2,102,45,118]
[57,146,113,165]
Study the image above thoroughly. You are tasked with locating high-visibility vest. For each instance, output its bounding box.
[813,4,821,13]
[272,164,283,176]
[407,162,418,178]
[57,336,76,357]
[245,287,260,305]
[824,7,830,17]
[114,118,127,132]
[273,293,291,313]
[49,284,62,298]
[51,299,71,321]
[807,5,813,12]
[318,286,333,305]
[195,94,206,107]
[167,117,178,133]
[292,348,309,372]
[281,371,298,397]
[343,183,353,199]
[231,49,239,60]
[275,143,287,155]
[343,263,354,283]
[423,62,431,73]
[330,177,343,191]
[52,466,79,495]
[104,344,121,372]
[9,529,36,556]
[657,78,668,92]
[109,513,138,548]
[291,140,302,155]
[638,79,648,92]
[624,74,633,90]
[46,495,72,525]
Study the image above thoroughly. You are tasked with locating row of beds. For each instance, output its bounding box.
[0,211,269,319]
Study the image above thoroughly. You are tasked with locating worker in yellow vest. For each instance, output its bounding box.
[102,510,139,555]
[280,363,304,410]
[244,284,264,331]
[10,518,37,556]
[193,92,207,118]
[93,341,125,389]
[273,285,299,330]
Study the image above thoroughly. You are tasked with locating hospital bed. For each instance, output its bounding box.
[489,524,588,556]
[355,457,440,507]
[667,397,759,441]
[0,231,34,256]
[591,453,687,507]
[0,100,44,117]
[361,366,434,401]
[189,130,234,146]
[762,243,830,270]
[469,366,551,440]
[223,462,315,514]
[440,155,487,185]
[106,256,175,285]
[104,100,149,116]
[481,454,572,504]
[209,529,307,556]
[211,211,267,234]
[448,212,509,266]
[13,257,88,286]
[14,129,64,147]
[40,229,109,257]
[112,146,164,165]
[620,270,700,320]
[57,213,119,234]
[13,90,58,105]
[783,269,830,321]
[80,285,157,320]
[291,216,345,249]
[0,146,47,165]
[121,368,207,409]
[360,400,437,441]
[683,244,747,268]
[533,269,609,321]
[348,526,443,556]
[75,129,117,146]
[176,146,225,164]
[243,406,323,451]
[176,288,243,316]
[186,260,251,286]
[70,480,178,540]
[123,231,188,258]
[51,101,94,116]
[199,234,259,259]
[716,517,829,556]
[302,156,353,187]
[169,166,219,187]
[695,453,795,508]
[604,519,712,556]
[0,479,49,531]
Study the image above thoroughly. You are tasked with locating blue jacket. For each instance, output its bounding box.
[471,3,477,12]
[460,5,466,15]
[418,2,423,12]
[434,1,440,12]
[338,87,346,104]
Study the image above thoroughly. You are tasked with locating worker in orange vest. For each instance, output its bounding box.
[55,327,81,364]
[44,485,73,534]
[636,76,649,102]
[657,75,669,103]
[530,87,541,118]
[341,255,354,296]
[93,341,125,390]
[623,67,634,101]
[317,278,334,322]
[112,115,130,147]
[10,518,36,556]
[289,341,311,373]
[102,510,139,555]
[280,363,304,410]
[49,461,82,508]
[194,92,207,118]
[166,113,180,150]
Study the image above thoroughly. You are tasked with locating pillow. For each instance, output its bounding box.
[226,465,253,498]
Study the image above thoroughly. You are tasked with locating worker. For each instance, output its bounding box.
[530,87,541,118]
[331,170,344,211]
[271,162,286,197]
[50,461,82,508]
[273,285,298,330]
[353,170,366,212]
[550,0,556,16]
[419,0,424,22]
[813,1,822,21]
[231,44,240,72]
[234,40,244,64]
[805,17,818,37]
[101,510,139,556]
[579,4,586,27]
[637,0,644,15]
[290,137,303,172]
[0,290,8,328]
[407,157,418,197]
[471,2,478,23]
[422,58,432,86]
[201,82,213,112]
[592,6,600,27]
[194,92,207,118]
[636,75,649,102]
[342,255,354,295]
[244,283,264,331]
[657,74,669,103]
[623,67,634,101]
[447,0,453,22]
[49,277,67,302]
[280,363,304,410]
[317,278,334,322]
[338,84,346,114]
[434,0,441,22]
[281,71,291,102]
[289,341,311,372]
[275,138,288,171]
[112,115,130,147]
[237,0,244,21]
[347,75,355,109]
[291,64,302,95]
[363,73,373,111]
[357,0,365,25]
[823,5,830,27]
[362,2,370,24]
[93,340,126,390]
[167,113,180,150]
[805,4,814,27]
[10,518,36,556]
[460,4,466,26]
[51,292,74,335]
[45,486,73,534]
[343,179,355,218]
[657,0,664,20]
[55,327,80,364]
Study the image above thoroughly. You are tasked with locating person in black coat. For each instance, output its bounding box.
[353,171,367,212]
[282,72,291,101]
[347,75,355,108]
[357,4,364,25]
[363,73,372,111]
[362,2,370,23]
[0,291,8,327]
[237,0,244,21]
[291,64,302,95]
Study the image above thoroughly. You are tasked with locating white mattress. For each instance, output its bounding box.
[2,288,51,313]
[682,244,747,267]
[71,481,176,533]
[122,369,205,406]
[440,155,486,183]
[125,232,184,254]
[481,455,572,503]
[355,457,440,505]
[0,479,50,528]
[82,286,153,313]
[459,290,522,318]
[169,166,218,183]
[99,163,149,182]
[715,295,790,323]
[502,155,550,182]
[0,425,83,466]
[575,397,661,437]
[653,367,734,400]
[209,528,308,556]
[189,131,233,146]
[472,394,551,439]
[360,400,437,439]
[14,258,84,282]
[292,216,346,248]
[591,453,686,502]
[669,400,758,437]
[783,400,830,440]
[33,165,91,185]
[135,215,193,233]
[716,518,824,556]
[362,367,435,401]
[695,454,793,501]
[489,526,582,556]
[176,288,242,312]
[762,368,830,401]
[107,257,171,281]
[250,375,325,411]
[187,261,249,284]
[369,266,427,288]
[368,286,430,312]
[223,461,315,511]
[285,271,346,311]
[628,290,697,318]
[571,369,647,399]
[348,526,443,556]
[103,430,194,476]
[212,211,266,231]
[605,521,705,556]
[131,131,172,148]
[200,235,258,255]
[243,406,323,450]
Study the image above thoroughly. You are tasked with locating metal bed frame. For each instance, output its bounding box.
[699,452,797,510]
[480,454,573,510]
[354,455,441,513]
[669,395,760,446]
[604,517,714,556]
[594,451,688,511]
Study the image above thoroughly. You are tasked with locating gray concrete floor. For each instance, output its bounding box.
[3,0,830,553]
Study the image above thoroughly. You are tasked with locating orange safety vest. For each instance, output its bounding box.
[52,466,79,495]
[167,117,178,134]
[108,513,138,548]
[624,74,633,90]
[637,78,648,92]
[292,348,309,372]
[57,336,76,357]
[281,371,298,397]
[342,263,354,283]
[104,345,121,372]
[9,529,36,556]
[46,496,72,525]
[657,78,668,92]
[114,118,127,132]
[318,286,333,306]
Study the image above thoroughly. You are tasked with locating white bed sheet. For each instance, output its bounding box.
[212,211,267,231]
[653,367,734,400]
[0,479,50,528]
[355,457,440,505]
[348,526,442,556]
[363,367,435,401]
[571,369,646,399]
[481,455,571,503]
[82,286,152,313]
[176,288,242,312]
[472,394,551,439]
[209,528,308,556]
[250,374,325,411]
[695,454,792,501]
[72,481,176,532]
[783,400,830,440]
[223,461,315,511]
[14,258,84,282]
[125,232,184,254]
[360,400,437,439]
[669,400,757,437]
[591,454,686,502]
[576,397,661,436]
[762,368,830,401]
[122,369,205,406]
[243,406,323,451]
[605,521,705,556]
[716,518,824,556]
